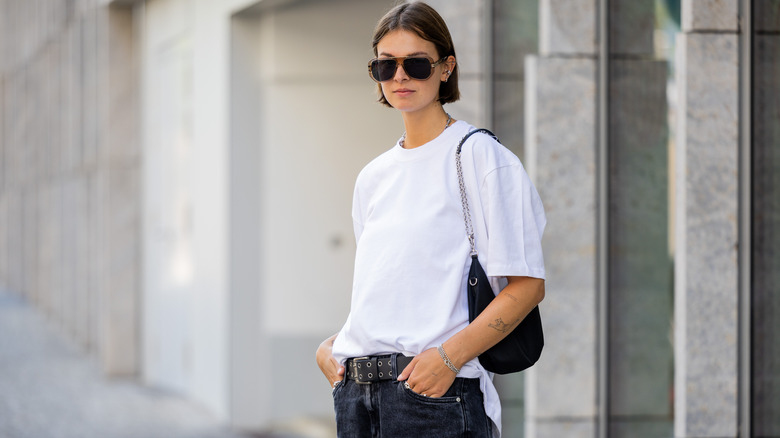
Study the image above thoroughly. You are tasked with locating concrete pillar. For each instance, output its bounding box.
[682,0,739,31]
[525,3,602,436]
[675,0,739,435]
[426,0,489,127]
[539,0,597,55]
[97,4,141,376]
[525,51,599,438]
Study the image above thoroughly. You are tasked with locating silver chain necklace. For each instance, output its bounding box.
[399,113,452,148]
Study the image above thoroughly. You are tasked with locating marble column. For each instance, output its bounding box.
[525,55,598,437]
[525,2,599,432]
[674,0,739,436]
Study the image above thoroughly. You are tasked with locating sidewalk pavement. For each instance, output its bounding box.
[0,289,321,438]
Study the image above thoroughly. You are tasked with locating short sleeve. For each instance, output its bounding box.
[480,163,546,279]
[352,184,365,244]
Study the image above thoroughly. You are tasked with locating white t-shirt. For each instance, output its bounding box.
[332,120,546,437]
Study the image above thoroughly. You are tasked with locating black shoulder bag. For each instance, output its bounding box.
[455,128,544,374]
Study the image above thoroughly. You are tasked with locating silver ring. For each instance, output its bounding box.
[404,381,411,390]
[423,393,428,397]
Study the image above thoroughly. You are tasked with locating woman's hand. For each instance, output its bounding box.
[397,347,457,398]
[316,333,345,388]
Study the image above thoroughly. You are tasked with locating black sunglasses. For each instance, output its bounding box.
[368,56,447,82]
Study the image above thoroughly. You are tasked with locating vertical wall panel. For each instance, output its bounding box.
[752,1,780,433]
[675,31,739,437]
[99,4,140,376]
[608,59,673,438]
[525,55,598,437]
[0,0,141,375]
[606,1,676,436]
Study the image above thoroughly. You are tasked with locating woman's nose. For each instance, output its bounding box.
[393,62,409,82]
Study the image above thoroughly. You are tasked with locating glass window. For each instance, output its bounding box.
[490,1,538,436]
[492,0,538,158]
[607,1,678,436]
[751,0,780,434]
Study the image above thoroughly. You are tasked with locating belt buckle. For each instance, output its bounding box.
[351,356,377,385]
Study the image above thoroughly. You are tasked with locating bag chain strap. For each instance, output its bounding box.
[455,128,499,257]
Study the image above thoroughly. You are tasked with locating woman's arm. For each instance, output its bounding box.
[445,276,545,368]
[315,332,345,388]
[398,276,544,397]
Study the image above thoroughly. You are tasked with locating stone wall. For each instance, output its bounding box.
[0,0,141,376]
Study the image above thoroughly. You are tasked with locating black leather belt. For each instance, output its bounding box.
[346,354,414,384]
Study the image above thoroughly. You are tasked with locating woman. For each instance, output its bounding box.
[315,2,546,437]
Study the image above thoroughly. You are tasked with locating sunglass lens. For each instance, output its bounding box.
[403,57,433,80]
[372,59,397,82]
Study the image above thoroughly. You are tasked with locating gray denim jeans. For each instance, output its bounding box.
[332,376,491,437]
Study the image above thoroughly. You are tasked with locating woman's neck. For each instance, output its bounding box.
[400,105,452,149]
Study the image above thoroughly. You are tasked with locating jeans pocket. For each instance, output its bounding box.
[399,380,462,404]
[332,380,346,398]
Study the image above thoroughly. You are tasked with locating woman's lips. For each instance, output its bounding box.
[394,89,414,97]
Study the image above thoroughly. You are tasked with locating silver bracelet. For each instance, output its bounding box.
[437,345,460,374]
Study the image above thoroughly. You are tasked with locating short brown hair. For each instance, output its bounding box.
[371,2,460,107]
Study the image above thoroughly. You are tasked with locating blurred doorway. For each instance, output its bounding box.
[229,0,399,430]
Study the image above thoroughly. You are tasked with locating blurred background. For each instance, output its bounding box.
[0,0,778,437]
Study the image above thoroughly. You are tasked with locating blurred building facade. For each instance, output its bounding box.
[0,0,777,437]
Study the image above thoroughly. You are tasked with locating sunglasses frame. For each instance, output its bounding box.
[367,55,448,82]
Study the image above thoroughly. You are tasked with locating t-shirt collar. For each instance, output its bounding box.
[391,120,468,162]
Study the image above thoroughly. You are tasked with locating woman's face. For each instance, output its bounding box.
[375,29,452,114]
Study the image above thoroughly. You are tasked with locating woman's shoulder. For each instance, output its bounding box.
[456,123,523,172]
[355,143,398,186]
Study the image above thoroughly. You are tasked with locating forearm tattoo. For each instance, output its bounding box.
[488,317,519,334]
[502,292,521,304]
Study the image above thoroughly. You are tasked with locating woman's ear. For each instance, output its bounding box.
[442,56,456,82]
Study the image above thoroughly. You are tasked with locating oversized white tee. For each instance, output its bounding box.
[331,120,546,437]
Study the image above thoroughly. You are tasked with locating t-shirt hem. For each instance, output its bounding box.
[487,264,546,280]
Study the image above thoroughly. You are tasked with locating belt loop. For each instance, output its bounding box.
[390,353,399,380]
